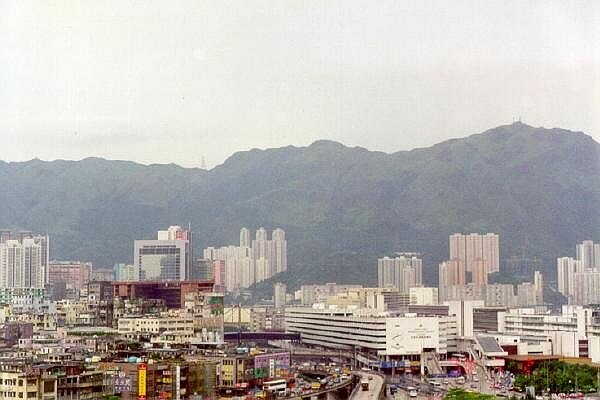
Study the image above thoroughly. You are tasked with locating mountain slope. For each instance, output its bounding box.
[0,122,598,288]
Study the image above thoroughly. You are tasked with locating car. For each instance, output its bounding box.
[471,384,478,388]
[368,376,373,380]
[474,377,479,382]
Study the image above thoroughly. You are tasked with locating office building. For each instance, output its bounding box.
[134,225,190,282]
[449,233,499,273]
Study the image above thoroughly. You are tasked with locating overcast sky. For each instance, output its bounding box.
[1,1,598,168]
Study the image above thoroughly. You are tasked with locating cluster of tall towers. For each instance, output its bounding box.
[204,227,287,291]
[377,253,423,293]
[443,233,500,286]
[557,240,600,305]
[0,230,49,289]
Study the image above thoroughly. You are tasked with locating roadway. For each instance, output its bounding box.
[350,371,386,400]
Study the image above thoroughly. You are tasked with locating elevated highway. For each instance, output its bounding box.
[350,371,385,400]
[223,331,301,343]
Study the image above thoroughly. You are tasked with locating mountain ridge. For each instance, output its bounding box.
[0,122,598,289]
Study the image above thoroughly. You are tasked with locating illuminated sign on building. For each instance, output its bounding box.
[138,363,147,400]
[254,352,290,378]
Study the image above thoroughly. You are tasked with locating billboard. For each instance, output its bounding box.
[385,317,439,355]
[254,352,290,378]
[138,363,147,400]
[114,375,132,392]
[174,365,181,400]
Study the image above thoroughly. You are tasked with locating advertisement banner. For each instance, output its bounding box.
[254,352,290,378]
[114,375,132,392]
[174,365,181,400]
[138,363,147,400]
[386,317,439,355]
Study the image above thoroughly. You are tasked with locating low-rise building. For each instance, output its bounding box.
[497,305,600,361]
[117,312,195,339]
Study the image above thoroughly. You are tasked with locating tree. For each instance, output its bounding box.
[513,361,598,394]
[444,388,495,400]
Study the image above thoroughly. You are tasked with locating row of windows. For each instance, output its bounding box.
[0,392,36,398]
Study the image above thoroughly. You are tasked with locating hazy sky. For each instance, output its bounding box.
[1,1,599,167]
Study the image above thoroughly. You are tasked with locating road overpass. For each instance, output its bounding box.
[350,371,385,400]
[223,331,302,343]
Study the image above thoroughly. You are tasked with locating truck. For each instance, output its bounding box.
[361,378,369,391]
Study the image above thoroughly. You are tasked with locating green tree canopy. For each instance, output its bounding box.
[445,388,495,400]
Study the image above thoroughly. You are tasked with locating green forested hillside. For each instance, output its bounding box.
[0,122,598,288]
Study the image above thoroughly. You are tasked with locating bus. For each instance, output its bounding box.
[361,378,369,391]
[407,386,418,397]
[263,379,287,395]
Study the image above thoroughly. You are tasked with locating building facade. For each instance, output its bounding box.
[134,226,190,282]
[377,253,422,293]
[449,233,499,274]
[203,227,287,291]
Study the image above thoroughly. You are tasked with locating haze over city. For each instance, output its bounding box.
[1,1,599,167]
[0,2,599,400]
